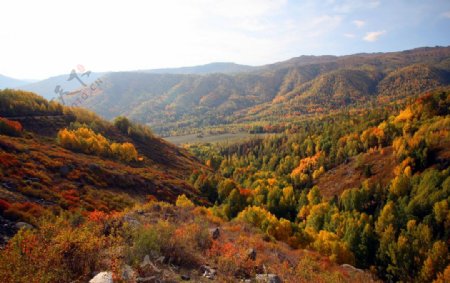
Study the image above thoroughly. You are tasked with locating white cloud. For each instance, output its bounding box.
[443,11,450,18]
[0,0,289,79]
[363,30,386,42]
[353,20,366,28]
[344,33,356,38]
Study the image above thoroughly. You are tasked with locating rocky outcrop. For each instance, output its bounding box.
[89,271,113,283]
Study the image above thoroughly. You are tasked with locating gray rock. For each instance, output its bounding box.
[140,255,161,273]
[123,214,141,228]
[121,264,136,281]
[341,264,364,273]
[15,222,33,230]
[141,255,152,268]
[89,271,113,283]
[255,274,282,283]
[200,265,217,280]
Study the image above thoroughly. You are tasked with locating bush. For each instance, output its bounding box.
[308,230,355,264]
[176,194,195,208]
[237,206,293,241]
[0,117,22,136]
[0,217,110,282]
[128,219,209,267]
[57,127,138,162]
[129,226,161,264]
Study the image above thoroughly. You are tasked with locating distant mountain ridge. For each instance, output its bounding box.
[19,72,105,100]
[13,63,255,101]
[141,62,255,74]
[0,74,31,89]
[61,46,450,134]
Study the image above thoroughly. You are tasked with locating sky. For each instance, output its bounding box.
[1,0,450,80]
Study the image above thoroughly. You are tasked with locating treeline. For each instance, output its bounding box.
[188,89,450,282]
[0,89,64,117]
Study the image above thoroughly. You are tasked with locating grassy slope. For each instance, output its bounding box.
[0,90,209,226]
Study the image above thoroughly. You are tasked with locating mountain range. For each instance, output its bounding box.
[62,46,450,134]
[5,46,450,135]
[3,63,254,100]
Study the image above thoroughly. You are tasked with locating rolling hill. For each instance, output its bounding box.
[61,46,450,134]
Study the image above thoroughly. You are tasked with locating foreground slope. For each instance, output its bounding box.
[0,199,376,282]
[0,89,206,242]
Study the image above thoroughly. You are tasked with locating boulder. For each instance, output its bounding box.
[200,265,217,280]
[255,274,282,283]
[89,271,113,283]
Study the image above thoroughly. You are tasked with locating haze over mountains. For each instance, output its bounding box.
[0,74,32,89]
[3,63,255,100]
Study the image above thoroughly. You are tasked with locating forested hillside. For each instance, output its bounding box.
[0,90,378,282]
[185,88,450,282]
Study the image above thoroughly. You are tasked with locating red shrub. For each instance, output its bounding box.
[0,117,22,136]
[87,210,109,223]
[0,152,19,167]
[61,189,80,206]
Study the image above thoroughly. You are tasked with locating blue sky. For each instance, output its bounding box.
[0,0,449,79]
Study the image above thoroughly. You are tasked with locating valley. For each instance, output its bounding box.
[0,48,449,283]
[163,132,268,146]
